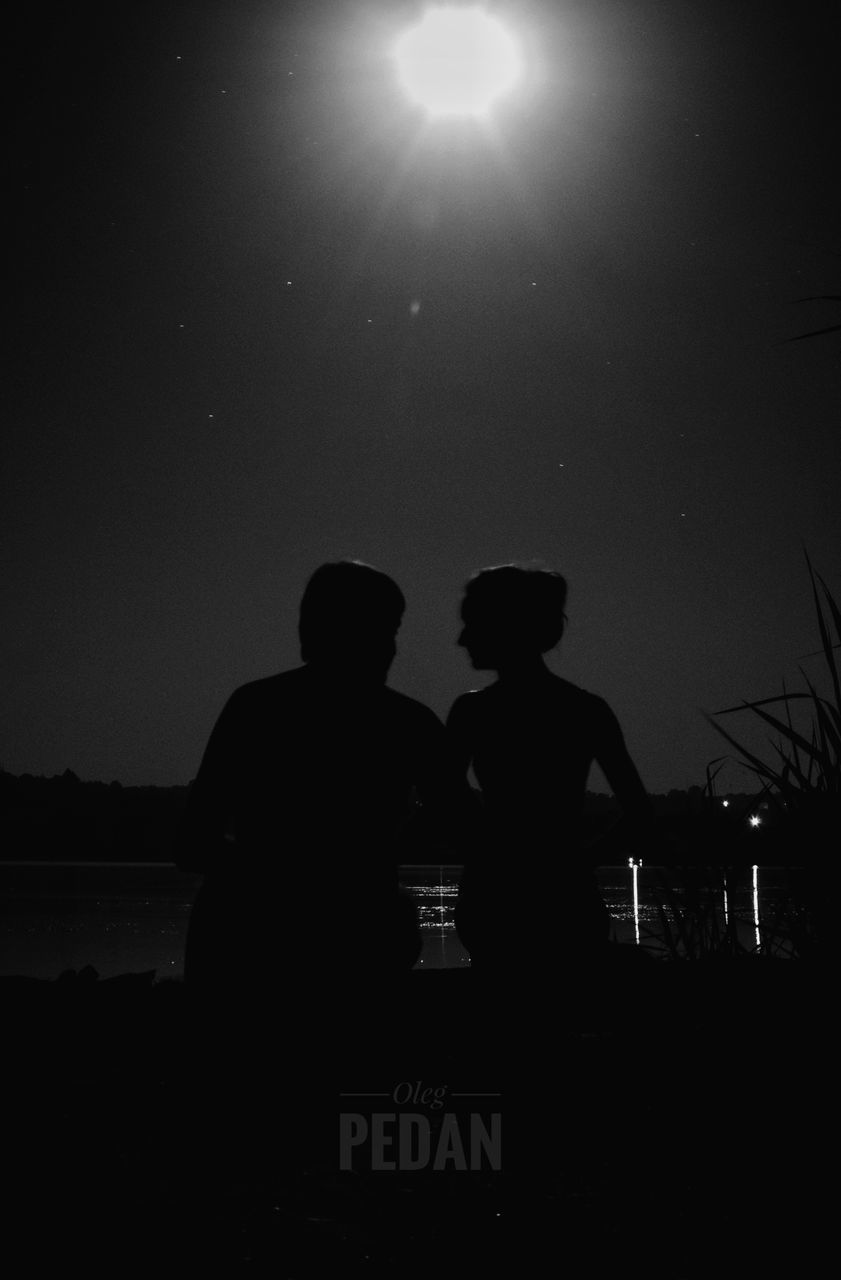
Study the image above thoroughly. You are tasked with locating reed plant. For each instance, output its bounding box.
[699,552,837,956]
[641,866,742,959]
[641,865,812,960]
[706,552,839,844]
[635,558,835,960]
[785,293,841,343]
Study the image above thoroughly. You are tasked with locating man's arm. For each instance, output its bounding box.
[176,691,241,873]
[409,702,480,860]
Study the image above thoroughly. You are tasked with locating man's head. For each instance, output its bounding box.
[459,564,567,671]
[299,560,406,681]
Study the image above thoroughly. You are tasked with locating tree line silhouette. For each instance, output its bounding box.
[1,767,782,865]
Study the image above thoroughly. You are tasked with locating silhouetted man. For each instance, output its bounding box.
[179,560,468,1003]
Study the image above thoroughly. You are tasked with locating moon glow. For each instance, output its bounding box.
[393,7,522,120]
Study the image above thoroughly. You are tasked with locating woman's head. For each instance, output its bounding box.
[458,564,568,670]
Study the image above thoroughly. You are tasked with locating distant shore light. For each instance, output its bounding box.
[393,7,522,119]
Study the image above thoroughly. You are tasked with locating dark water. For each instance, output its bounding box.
[0,861,808,979]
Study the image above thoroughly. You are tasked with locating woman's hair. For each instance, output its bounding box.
[462,563,568,655]
[299,560,405,663]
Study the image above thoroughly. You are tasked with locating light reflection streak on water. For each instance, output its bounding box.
[0,862,806,977]
[409,866,767,946]
[632,861,640,945]
[610,864,778,956]
[752,864,761,951]
[412,880,458,930]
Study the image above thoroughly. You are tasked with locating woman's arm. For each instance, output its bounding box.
[404,700,478,859]
[442,694,487,862]
[588,700,654,862]
[444,693,478,777]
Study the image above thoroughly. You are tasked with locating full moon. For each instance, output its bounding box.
[393,7,522,120]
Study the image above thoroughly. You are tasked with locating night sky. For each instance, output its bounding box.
[6,0,839,793]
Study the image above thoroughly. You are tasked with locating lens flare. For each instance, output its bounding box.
[393,7,522,119]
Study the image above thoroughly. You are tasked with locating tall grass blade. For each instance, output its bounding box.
[806,551,841,712]
[720,699,823,764]
[703,714,782,785]
[785,323,841,341]
[800,668,841,766]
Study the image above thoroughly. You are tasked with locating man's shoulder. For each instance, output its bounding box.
[221,668,308,718]
[224,673,446,743]
[229,668,304,700]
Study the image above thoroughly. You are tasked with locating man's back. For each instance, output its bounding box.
[179,559,469,991]
[184,664,454,893]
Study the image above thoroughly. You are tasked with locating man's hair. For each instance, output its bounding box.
[299,560,406,663]
[463,563,568,654]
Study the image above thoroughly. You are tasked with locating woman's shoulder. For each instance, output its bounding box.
[550,674,608,702]
[447,677,617,729]
[544,676,619,723]
[381,684,445,729]
[448,685,493,709]
[446,686,491,730]
[449,686,487,706]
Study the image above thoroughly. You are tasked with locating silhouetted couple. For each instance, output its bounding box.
[179,559,651,1004]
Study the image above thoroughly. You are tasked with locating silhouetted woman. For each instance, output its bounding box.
[447,565,652,979]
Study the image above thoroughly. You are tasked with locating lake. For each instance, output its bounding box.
[0,861,808,979]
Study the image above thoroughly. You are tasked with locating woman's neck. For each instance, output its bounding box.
[494,654,551,685]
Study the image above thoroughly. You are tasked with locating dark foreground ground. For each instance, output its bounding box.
[0,954,828,1277]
